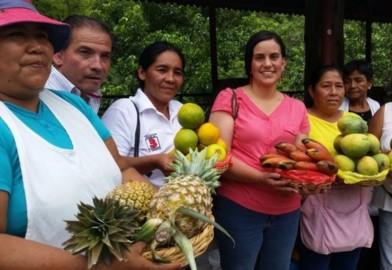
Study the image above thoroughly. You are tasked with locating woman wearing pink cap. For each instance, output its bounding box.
[0,1,181,269]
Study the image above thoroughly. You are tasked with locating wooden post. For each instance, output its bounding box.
[304,0,344,106]
[209,0,218,94]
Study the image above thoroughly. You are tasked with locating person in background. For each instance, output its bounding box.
[0,1,181,269]
[300,65,373,270]
[45,15,114,113]
[209,30,309,270]
[369,102,392,270]
[102,41,185,187]
[340,60,380,270]
[340,60,380,123]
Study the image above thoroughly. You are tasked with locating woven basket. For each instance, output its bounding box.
[142,216,215,264]
[289,180,332,194]
[214,152,232,174]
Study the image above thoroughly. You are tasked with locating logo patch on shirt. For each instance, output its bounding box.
[145,134,161,151]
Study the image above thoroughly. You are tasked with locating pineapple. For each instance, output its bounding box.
[106,181,156,225]
[147,147,221,238]
[137,148,234,270]
[63,196,139,269]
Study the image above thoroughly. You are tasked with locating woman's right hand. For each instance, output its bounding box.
[155,153,176,176]
[260,172,299,194]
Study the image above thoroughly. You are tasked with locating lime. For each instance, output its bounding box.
[174,129,199,154]
[178,103,205,129]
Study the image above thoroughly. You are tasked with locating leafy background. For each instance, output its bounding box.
[34,0,392,111]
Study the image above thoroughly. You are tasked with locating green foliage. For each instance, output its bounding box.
[344,21,392,86]
[34,0,391,105]
[34,0,93,20]
[372,23,392,87]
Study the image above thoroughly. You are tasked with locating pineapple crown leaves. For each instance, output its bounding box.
[165,148,221,193]
[63,196,140,269]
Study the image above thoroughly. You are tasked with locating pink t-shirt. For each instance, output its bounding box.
[211,87,310,214]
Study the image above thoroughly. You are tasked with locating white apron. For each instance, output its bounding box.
[0,90,121,248]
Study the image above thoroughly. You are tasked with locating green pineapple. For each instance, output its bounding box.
[63,196,139,269]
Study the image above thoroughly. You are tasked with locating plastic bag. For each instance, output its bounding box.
[337,168,389,185]
[272,168,336,185]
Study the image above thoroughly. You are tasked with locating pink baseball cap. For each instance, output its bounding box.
[0,0,70,52]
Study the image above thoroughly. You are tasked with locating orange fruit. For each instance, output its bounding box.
[173,129,199,154]
[205,143,227,162]
[178,103,205,129]
[197,122,220,146]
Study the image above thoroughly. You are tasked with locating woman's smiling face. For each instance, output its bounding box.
[138,50,184,106]
[250,39,286,87]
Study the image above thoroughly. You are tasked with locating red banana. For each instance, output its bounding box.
[259,153,289,162]
[294,161,319,171]
[316,160,338,175]
[261,157,296,170]
[274,142,299,155]
[289,150,315,162]
[302,138,330,152]
[306,148,334,162]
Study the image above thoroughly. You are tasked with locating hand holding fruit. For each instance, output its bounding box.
[156,153,176,176]
[260,172,299,194]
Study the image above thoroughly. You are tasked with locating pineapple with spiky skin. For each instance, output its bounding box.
[63,196,139,269]
[106,181,156,225]
[147,148,220,238]
[138,148,234,270]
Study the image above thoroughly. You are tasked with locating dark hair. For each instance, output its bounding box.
[61,15,115,51]
[137,41,185,88]
[309,65,343,89]
[343,60,373,81]
[244,30,286,80]
[305,65,343,107]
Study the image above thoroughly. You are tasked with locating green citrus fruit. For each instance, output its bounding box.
[174,129,199,154]
[178,103,205,129]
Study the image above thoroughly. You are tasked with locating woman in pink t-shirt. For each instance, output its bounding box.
[209,30,309,270]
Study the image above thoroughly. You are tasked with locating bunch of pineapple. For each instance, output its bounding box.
[63,148,232,270]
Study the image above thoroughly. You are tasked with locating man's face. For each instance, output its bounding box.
[54,26,112,94]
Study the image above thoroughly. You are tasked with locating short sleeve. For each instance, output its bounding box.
[101,99,135,156]
[211,88,236,115]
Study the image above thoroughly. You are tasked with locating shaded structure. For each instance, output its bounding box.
[140,0,392,100]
